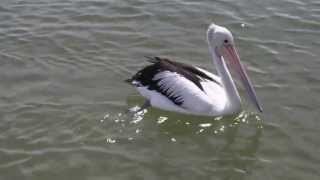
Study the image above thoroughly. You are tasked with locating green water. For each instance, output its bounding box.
[0,0,319,179]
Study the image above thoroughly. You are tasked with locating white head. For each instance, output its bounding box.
[207,23,235,56]
[207,23,263,112]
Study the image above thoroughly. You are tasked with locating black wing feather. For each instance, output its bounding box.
[126,57,220,105]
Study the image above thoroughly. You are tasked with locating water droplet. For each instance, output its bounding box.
[103,114,110,119]
[131,115,143,124]
[255,115,262,121]
[106,138,116,144]
[214,116,223,121]
[199,123,212,128]
[219,125,225,132]
[157,116,168,124]
[198,129,204,133]
[128,106,139,112]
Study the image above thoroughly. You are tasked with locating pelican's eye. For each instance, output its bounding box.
[224,39,229,44]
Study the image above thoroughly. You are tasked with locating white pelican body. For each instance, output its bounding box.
[127,23,263,116]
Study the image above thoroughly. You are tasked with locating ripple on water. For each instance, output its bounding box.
[0,0,319,179]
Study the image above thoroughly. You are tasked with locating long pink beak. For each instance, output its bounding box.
[222,45,263,112]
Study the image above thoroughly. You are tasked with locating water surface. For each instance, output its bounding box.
[0,0,319,179]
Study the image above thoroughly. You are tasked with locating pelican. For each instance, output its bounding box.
[126,23,263,116]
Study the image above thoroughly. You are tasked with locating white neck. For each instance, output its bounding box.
[208,42,241,110]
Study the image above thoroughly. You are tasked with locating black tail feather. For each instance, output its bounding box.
[145,56,161,63]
